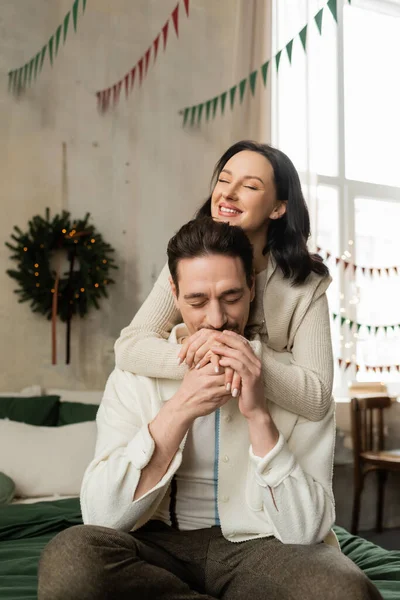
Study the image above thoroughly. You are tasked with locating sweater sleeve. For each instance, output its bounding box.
[261,288,334,421]
[114,263,187,379]
[246,403,336,545]
[80,369,183,531]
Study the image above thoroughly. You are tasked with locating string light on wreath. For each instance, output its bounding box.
[6,208,118,365]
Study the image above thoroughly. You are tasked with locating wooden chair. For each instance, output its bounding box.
[350,395,400,535]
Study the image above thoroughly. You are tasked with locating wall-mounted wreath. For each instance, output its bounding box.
[6,208,117,364]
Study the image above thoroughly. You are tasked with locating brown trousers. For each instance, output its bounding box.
[38,520,382,600]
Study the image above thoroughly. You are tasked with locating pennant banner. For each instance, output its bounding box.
[332,312,400,336]
[337,358,400,374]
[317,247,400,277]
[8,0,87,94]
[180,0,350,126]
[97,0,190,113]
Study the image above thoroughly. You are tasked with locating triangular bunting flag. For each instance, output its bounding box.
[229,85,237,110]
[113,81,123,105]
[63,12,70,43]
[299,25,307,51]
[130,66,136,89]
[82,0,87,13]
[96,91,102,111]
[343,261,349,270]
[249,70,257,96]
[345,360,351,371]
[162,21,169,50]
[349,320,354,329]
[55,25,62,56]
[23,64,29,86]
[172,4,180,37]
[124,73,130,97]
[48,36,54,66]
[39,45,47,71]
[367,325,371,334]
[327,0,338,22]
[183,0,190,16]
[385,268,390,276]
[197,103,204,124]
[239,78,247,103]
[314,8,324,34]
[335,257,340,265]
[338,358,342,367]
[340,317,345,326]
[261,60,269,86]
[145,47,151,75]
[369,268,374,277]
[138,58,144,85]
[205,100,211,121]
[28,58,35,84]
[374,326,379,335]
[377,268,382,276]
[212,96,219,119]
[72,0,80,32]
[153,34,160,63]
[332,313,337,320]
[183,107,189,126]
[220,91,227,115]
[356,323,361,333]
[394,267,398,274]
[286,39,293,63]
[190,106,196,126]
[275,50,282,71]
[34,53,41,79]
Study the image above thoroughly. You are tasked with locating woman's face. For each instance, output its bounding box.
[211,150,285,239]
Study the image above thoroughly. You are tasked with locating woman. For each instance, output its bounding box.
[115,140,333,421]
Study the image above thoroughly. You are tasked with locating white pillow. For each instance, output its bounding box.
[46,388,103,405]
[0,385,42,397]
[0,420,96,498]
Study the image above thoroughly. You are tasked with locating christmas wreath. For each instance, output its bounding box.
[6,209,117,363]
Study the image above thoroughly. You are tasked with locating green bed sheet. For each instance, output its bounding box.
[0,498,398,600]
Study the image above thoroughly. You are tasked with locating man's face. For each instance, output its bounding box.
[170,254,255,337]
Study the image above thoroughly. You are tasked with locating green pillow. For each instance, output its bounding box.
[57,401,98,426]
[0,472,16,505]
[0,395,60,426]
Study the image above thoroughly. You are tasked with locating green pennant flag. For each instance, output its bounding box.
[72,0,80,32]
[63,12,70,43]
[229,85,237,110]
[340,317,345,326]
[239,78,247,103]
[349,320,354,329]
[384,326,388,335]
[39,45,47,71]
[299,25,307,51]
[332,313,337,320]
[18,68,23,89]
[82,0,87,13]
[190,106,196,126]
[183,107,189,126]
[23,63,29,86]
[28,58,35,84]
[356,323,362,333]
[261,60,269,86]
[7,71,13,92]
[220,91,227,115]
[374,326,379,335]
[212,96,219,119]
[34,52,41,79]
[55,24,62,56]
[314,8,324,34]
[286,39,293,63]
[275,49,282,71]
[205,100,212,121]
[197,103,204,124]
[366,325,371,334]
[327,0,337,22]
[48,36,54,66]
[249,70,257,96]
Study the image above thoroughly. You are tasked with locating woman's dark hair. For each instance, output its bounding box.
[196,140,329,285]
[167,217,254,294]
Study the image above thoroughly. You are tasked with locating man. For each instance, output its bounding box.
[38,218,381,600]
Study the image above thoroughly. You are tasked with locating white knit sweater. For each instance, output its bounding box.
[114,258,333,421]
[82,327,337,547]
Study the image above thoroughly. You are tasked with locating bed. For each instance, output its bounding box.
[0,389,399,600]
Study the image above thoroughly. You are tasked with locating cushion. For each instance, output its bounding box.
[0,395,60,426]
[57,402,98,426]
[47,388,103,405]
[0,472,15,505]
[0,420,97,497]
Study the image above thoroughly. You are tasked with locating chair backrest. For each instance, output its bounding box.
[350,396,392,455]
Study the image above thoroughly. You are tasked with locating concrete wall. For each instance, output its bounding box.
[0,0,272,391]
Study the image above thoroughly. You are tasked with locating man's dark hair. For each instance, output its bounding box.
[167,217,254,294]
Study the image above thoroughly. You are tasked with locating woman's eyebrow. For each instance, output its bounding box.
[220,169,264,184]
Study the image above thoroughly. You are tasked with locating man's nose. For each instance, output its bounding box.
[207,302,227,330]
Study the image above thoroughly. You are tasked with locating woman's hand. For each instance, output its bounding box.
[178,329,242,395]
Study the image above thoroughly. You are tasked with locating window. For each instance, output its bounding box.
[272,0,400,392]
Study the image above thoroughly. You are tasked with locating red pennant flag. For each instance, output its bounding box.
[385,268,390,276]
[394,266,398,275]
[352,264,357,274]
[343,261,349,270]
[335,257,340,266]
[162,21,169,50]
[172,4,180,37]
[338,358,342,367]
[130,66,136,89]
[104,89,111,111]
[356,364,360,372]
[345,360,351,371]
[138,58,144,85]
[113,81,123,105]
[153,34,160,62]
[396,365,400,372]
[379,366,383,373]
[362,267,366,275]
[145,47,151,75]
[369,268,374,277]
[377,268,382,277]
[316,246,321,253]
[96,91,102,111]
[124,73,130,97]
[326,251,331,259]
[183,0,190,16]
